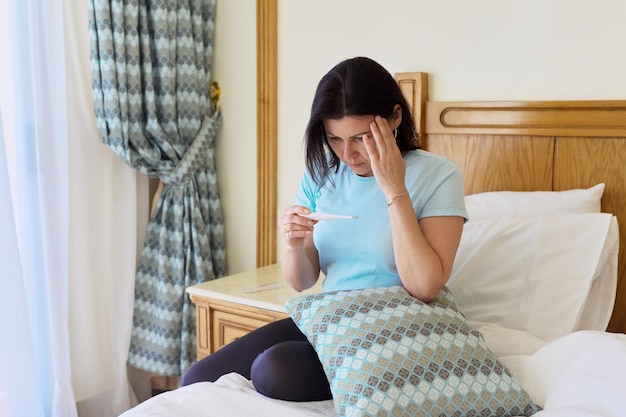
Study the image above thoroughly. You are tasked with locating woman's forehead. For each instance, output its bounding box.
[323,115,375,135]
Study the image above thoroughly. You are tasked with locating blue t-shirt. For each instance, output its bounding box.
[296,149,468,293]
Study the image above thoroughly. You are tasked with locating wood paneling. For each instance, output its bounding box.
[256,0,277,267]
[395,72,428,144]
[426,101,626,137]
[425,134,554,195]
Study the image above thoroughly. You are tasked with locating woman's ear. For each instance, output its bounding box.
[390,104,403,129]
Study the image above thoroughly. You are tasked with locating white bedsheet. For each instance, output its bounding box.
[502,331,626,417]
[121,329,626,417]
[121,373,334,417]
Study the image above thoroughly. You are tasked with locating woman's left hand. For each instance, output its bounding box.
[363,115,407,198]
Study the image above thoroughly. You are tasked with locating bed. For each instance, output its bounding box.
[120,72,626,417]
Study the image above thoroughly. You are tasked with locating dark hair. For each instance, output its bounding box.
[304,57,419,187]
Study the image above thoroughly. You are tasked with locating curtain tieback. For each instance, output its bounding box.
[160,110,222,186]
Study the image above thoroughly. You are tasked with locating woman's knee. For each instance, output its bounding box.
[251,341,332,402]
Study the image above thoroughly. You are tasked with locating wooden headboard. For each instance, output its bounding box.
[396,72,626,334]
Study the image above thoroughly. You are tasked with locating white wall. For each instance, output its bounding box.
[213,0,257,274]
[215,0,626,273]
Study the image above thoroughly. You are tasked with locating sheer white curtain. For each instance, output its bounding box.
[0,0,149,416]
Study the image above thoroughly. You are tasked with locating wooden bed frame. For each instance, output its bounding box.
[395,72,626,334]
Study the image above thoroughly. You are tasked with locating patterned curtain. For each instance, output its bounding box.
[88,0,227,376]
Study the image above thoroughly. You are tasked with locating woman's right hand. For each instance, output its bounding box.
[279,205,317,248]
[280,205,320,291]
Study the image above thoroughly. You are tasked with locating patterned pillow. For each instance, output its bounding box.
[285,286,541,417]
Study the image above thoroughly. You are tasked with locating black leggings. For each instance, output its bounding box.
[181,318,332,402]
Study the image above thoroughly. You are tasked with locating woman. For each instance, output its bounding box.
[182,57,468,402]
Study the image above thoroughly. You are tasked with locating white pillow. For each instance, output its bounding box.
[465,183,605,220]
[447,213,616,342]
[461,183,616,334]
[575,215,619,331]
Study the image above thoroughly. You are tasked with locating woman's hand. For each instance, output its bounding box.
[363,115,407,199]
[280,205,320,291]
[279,205,317,248]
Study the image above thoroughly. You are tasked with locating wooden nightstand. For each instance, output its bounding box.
[186,263,323,360]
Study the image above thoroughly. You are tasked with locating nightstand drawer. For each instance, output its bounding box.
[212,309,273,350]
[191,294,289,359]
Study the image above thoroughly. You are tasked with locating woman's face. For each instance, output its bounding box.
[323,115,377,177]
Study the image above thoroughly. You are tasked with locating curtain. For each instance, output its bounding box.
[0,0,76,415]
[89,0,227,377]
[0,114,74,417]
[0,0,148,416]
[65,0,150,414]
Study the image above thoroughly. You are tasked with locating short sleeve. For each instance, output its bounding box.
[295,170,322,212]
[414,158,468,221]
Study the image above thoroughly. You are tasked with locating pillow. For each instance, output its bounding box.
[575,215,619,331]
[447,213,616,342]
[286,286,541,417]
[465,183,604,220]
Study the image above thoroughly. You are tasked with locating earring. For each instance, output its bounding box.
[393,128,398,138]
